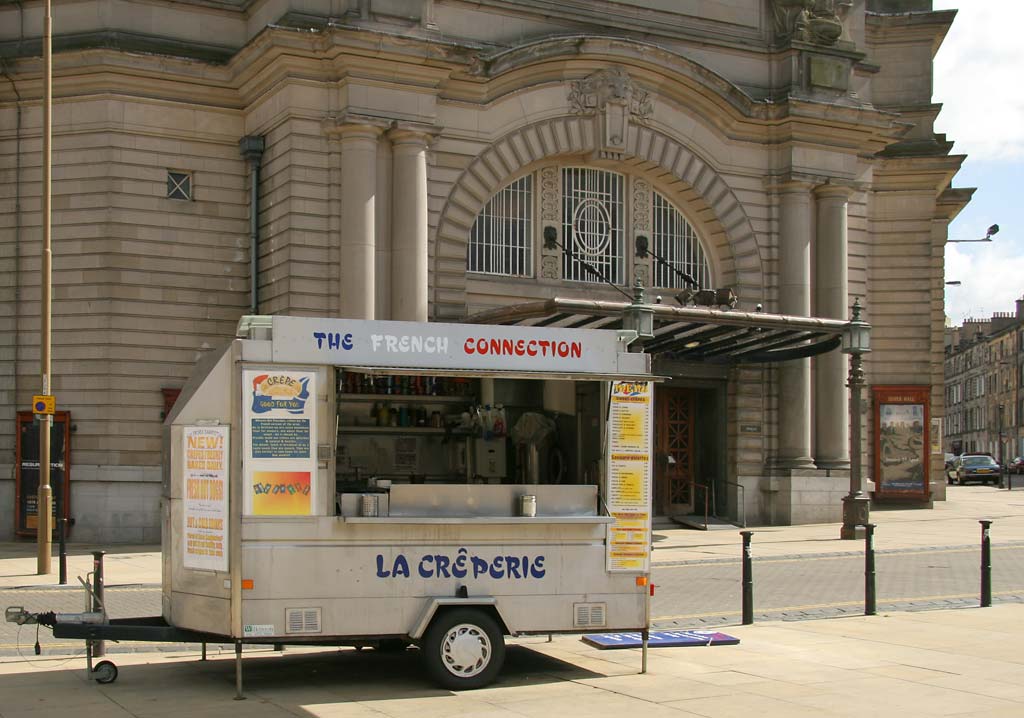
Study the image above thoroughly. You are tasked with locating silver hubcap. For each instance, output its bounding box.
[440,623,491,678]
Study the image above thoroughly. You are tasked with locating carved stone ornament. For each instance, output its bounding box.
[540,166,560,225]
[634,263,650,288]
[541,255,560,279]
[771,0,843,47]
[632,179,651,233]
[568,67,653,121]
[568,67,652,159]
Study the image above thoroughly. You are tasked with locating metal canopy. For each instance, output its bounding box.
[465,298,849,364]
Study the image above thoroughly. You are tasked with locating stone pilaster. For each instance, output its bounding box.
[777,181,815,468]
[389,127,432,322]
[336,122,383,320]
[814,185,851,468]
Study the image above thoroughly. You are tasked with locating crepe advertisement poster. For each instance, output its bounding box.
[605,381,653,573]
[183,425,229,572]
[242,369,317,516]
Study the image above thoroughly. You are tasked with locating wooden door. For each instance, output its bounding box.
[655,388,695,515]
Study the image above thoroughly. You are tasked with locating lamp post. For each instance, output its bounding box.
[947,224,999,243]
[841,299,871,540]
[998,404,1005,487]
[37,0,54,574]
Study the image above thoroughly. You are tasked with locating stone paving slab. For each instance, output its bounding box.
[1,605,1021,718]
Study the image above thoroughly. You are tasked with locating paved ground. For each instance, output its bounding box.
[1,485,1023,716]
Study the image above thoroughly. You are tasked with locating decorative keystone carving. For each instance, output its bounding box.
[568,67,652,159]
[568,67,653,120]
[771,0,844,47]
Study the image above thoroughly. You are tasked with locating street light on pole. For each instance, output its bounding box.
[841,299,872,540]
[947,224,999,243]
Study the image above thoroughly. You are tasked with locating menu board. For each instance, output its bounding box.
[183,425,229,571]
[242,369,317,516]
[605,381,653,572]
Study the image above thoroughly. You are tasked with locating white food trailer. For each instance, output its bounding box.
[11,314,658,692]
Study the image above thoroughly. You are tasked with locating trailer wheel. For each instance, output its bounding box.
[93,660,118,684]
[422,609,505,690]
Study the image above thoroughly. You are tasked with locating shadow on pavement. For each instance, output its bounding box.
[0,643,603,715]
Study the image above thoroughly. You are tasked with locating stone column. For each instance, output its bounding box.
[814,185,851,468]
[389,128,430,322]
[375,138,393,320]
[777,182,814,468]
[338,124,382,320]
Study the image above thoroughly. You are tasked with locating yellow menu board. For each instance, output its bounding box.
[605,381,653,572]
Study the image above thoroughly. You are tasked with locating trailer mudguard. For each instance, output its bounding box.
[409,597,512,639]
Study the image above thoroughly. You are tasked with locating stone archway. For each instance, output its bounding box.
[432,115,764,319]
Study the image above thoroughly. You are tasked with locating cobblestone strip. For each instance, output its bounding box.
[651,541,1024,568]
[652,594,1024,630]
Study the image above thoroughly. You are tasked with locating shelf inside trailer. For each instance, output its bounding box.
[338,393,472,404]
[339,515,615,524]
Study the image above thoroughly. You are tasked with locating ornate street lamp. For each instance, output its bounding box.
[840,298,871,540]
[622,279,655,351]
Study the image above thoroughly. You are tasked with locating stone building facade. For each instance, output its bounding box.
[945,305,1024,462]
[1,0,967,541]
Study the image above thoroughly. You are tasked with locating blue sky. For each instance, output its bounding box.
[934,1,1024,326]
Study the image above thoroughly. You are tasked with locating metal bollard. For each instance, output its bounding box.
[57,517,67,585]
[864,523,876,616]
[92,550,106,658]
[980,520,992,608]
[740,530,754,625]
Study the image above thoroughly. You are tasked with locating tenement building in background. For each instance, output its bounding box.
[1,0,969,542]
[945,301,1024,462]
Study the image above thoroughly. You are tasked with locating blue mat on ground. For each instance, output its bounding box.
[581,630,739,649]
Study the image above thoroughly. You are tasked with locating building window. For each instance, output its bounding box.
[468,176,533,276]
[466,167,713,290]
[562,167,624,284]
[167,171,192,201]
[651,191,711,289]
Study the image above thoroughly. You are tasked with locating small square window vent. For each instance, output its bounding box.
[574,602,606,628]
[167,170,192,200]
[285,607,322,634]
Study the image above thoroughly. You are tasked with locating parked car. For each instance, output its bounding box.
[949,454,1001,486]
[1008,457,1024,474]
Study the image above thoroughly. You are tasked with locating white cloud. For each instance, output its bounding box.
[933,2,1024,161]
[945,244,1024,325]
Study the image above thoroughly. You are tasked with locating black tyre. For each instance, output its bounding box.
[421,609,505,690]
[93,660,118,684]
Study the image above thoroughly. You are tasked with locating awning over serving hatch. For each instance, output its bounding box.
[465,298,853,364]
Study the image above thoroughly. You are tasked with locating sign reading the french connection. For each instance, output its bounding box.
[270,316,627,374]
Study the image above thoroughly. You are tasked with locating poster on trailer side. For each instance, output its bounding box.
[183,425,228,572]
[242,369,318,516]
[605,381,653,572]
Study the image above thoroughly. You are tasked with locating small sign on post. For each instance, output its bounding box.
[32,395,56,415]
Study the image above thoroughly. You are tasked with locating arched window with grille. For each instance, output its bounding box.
[562,167,624,284]
[651,190,711,290]
[467,176,533,276]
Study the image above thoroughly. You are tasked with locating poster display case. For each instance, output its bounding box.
[872,386,930,501]
[15,411,72,537]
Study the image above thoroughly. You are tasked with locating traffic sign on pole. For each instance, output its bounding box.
[32,395,56,415]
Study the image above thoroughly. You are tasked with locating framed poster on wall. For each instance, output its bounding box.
[872,386,930,500]
[15,411,72,537]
